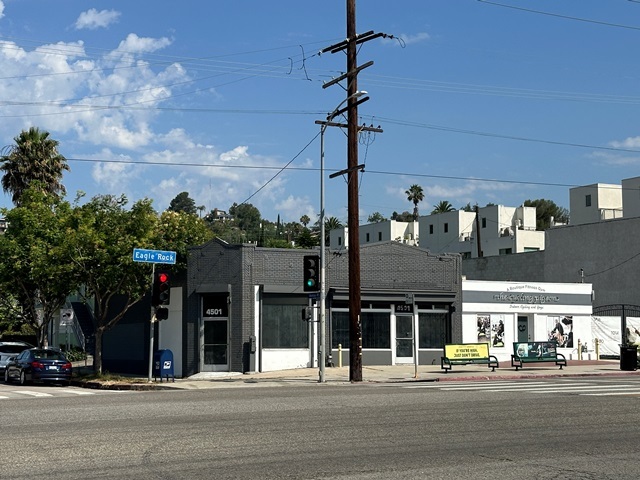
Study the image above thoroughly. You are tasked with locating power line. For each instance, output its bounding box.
[478,0,640,30]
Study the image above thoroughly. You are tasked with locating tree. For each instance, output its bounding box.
[228,202,262,242]
[367,212,387,223]
[0,127,70,206]
[460,202,475,212]
[300,215,310,227]
[432,200,455,214]
[0,186,76,346]
[67,195,159,374]
[524,199,570,230]
[391,211,414,222]
[153,210,214,269]
[405,184,424,220]
[297,228,318,248]
[167,192,197,215]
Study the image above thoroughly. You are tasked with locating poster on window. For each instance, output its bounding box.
[491,315,505,347]
[477,314,490,343]
[547,315,573,347]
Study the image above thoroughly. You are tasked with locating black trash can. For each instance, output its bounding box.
[153,349,175,382]
[620,345,638,371]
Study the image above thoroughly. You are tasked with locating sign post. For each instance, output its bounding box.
[132,248,176,382]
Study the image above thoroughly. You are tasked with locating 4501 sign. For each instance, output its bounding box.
[202,293,228,318]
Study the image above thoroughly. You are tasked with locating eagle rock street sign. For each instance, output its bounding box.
[133,248,177,265]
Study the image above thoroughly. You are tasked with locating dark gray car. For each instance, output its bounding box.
[0,342,32,374]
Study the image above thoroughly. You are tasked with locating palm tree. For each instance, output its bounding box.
[322,216,343,246]
[300,214,310,227]
[432,200,455,214]
[405,184,424,220]
[0,127,70,206]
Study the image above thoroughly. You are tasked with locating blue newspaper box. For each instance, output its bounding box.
[153,349,175,382]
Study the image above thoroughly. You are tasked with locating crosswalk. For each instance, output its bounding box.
[0,387,130,400]
[399,379,640,397]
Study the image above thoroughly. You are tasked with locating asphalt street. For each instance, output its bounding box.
[2,376,640,479]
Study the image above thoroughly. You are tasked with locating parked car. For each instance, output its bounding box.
[0,341,33,374]
[4,348,72,386]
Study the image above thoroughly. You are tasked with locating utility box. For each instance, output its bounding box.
[153,349,175,382]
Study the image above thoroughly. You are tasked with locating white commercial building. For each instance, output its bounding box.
[462,279,594,363]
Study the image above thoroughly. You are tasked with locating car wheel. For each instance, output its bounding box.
[19,370,26,386]
[3,369,9,384]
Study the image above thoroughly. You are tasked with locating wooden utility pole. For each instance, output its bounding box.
[320,0,385,382]
[346,0,362,382]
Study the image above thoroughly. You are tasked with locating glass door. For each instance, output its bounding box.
[517,316,529,343]
[395,315,414,363]
[202,318,228,372]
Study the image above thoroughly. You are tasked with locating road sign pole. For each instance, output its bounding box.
[148,264,155,382]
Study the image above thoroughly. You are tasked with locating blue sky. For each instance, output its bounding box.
[0,1,639,225]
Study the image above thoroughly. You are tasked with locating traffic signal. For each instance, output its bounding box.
[155,306,169,321]
[303,255,320,292]
[152,271,171,306]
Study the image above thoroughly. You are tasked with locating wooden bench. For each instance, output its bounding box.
[441,343,499,373]
[511,341,567,371]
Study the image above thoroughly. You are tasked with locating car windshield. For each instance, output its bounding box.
[0,345,29,354]
[32,350,66,361]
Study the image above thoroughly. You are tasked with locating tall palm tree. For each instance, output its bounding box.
[0,127,70,206]
[405,184,424,220]
[432,200,455,214]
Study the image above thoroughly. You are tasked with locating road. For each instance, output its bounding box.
[1,378,640,479]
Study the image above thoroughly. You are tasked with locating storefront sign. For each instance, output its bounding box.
[202,293,228,318]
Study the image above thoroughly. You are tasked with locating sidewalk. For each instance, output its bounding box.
[150,358,639,390]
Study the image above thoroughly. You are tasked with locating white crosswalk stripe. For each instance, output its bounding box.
[13,390,53,397]
[401,380,640,396]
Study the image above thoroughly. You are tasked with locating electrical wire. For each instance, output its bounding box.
[478,0,640,31]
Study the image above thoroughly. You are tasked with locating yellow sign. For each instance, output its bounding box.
[444,343,489,360]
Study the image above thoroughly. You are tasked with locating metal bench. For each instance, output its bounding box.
[511,341,567,371]
[441,343,499,373]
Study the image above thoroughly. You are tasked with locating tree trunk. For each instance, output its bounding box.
[93,328,103,374]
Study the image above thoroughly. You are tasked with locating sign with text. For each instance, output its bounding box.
[444,343,490,360]
[132,248,176,265]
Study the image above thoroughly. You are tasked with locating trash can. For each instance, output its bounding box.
[153,349,175,382]
[619,345,638,371]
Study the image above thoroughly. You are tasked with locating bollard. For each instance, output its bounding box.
[338,343,342,368]
[595,338,600,360]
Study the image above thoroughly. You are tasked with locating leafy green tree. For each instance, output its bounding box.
[228,202,262,242]
[524,199,570,230]
[0,127,70,206]
[432,200,455,214]
[0,187,76,346]
[297,229,318,248]
[300,215,311,227]
[66,195,158,373]
[367,212,387,223]
[405,184,424,220]
[167,192,197,215]
[460,202,475,212]
[153,210,214,269]
[391,211,414,222]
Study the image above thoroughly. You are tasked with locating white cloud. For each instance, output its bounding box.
[75,9,121,30]
[610,136,640,149]
[0,1,5,20]
[381,32,430,46]
[90,149,138,191]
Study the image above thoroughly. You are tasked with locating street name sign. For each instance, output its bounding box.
[133,248,177,265]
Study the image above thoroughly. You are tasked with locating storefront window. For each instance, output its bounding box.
[419,312,450,348]
[263,304,308,348]
[331,311,390,349]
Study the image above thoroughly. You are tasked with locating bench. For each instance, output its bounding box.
[511,341,567,371]
[441,343,499,373]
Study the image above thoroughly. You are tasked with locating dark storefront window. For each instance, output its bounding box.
[263,304,308,348]
[419,312,450,348]
[331,311,390,349]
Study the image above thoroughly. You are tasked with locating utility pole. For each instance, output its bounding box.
[320,0,385,382]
